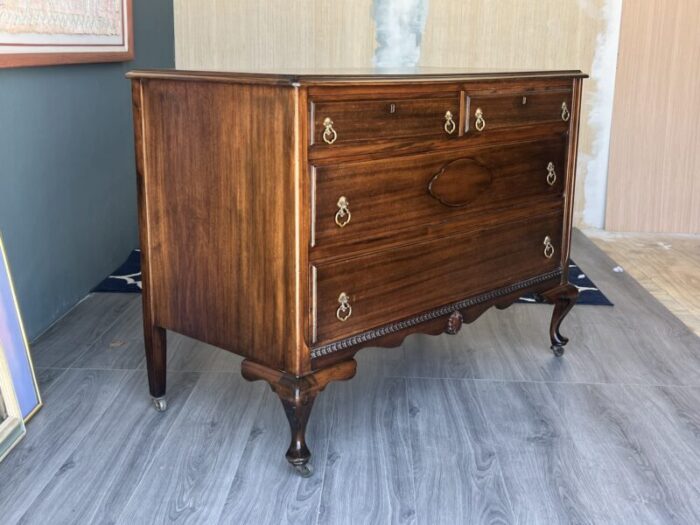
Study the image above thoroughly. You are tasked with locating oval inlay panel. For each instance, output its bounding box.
[428,158,493,207]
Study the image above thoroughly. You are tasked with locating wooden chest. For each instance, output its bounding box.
[128,68,586,476]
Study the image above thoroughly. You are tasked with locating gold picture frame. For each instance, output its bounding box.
[0,0,134,69]
[0,341,26,461]
[0,233,42,423]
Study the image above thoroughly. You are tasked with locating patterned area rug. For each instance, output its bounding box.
[93,250,613,306]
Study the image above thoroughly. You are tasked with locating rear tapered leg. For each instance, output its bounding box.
[542,284,579,357]
[144,324,167,411]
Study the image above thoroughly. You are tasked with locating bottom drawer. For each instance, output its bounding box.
[312,211,564,345]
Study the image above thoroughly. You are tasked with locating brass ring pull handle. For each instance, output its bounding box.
[335,196,351,228]
[444,110,456,135]
[336,292,352,322]
[561,102,571,122]
[546,162,557,186]
[543,236,555,259]
[475,108,486,131]
[322,117,338,144]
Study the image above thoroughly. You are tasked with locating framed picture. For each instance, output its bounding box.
[0,0,133,68]
[0,233,41,422]
[0,341,26,462]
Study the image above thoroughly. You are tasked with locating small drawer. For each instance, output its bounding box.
[310,211,564,345]
[310,95,460,146]
[466,91,573,133]
[311,138,567,250]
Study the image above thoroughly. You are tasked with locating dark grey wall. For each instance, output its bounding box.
[0,1,174,340]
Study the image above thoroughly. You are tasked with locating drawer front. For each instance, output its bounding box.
[311,95,460,146]
[312,138,567,250]
[466,91,572,133]
[311,211,563,345]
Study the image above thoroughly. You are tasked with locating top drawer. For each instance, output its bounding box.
[466,91,573,133]
[310,94,460,146]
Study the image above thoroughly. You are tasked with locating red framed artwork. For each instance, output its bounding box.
[0,0,133,68]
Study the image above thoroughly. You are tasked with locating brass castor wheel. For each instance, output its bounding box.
[152,397,167,412]
[293,463,313,478]
[551,345,565,357]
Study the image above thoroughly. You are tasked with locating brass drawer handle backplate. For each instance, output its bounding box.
[322,117,338,144]
[336,292,352,322]
[561,102,571,122]
[444,110,456,135]
[543,236,555,259]
[475,108,486,131]
[546,162,557,186]
[335,196,351,228]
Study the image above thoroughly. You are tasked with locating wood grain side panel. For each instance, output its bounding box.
[139,80,299,370]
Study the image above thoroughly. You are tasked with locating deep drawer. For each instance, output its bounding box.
[310,211,564,345]
[466,91,573,133]
[312,138,567,251]
[310,94,460,146]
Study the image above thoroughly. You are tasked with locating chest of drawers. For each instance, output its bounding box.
[128,68,586,476]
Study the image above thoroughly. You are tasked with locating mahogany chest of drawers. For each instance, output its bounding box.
[128,68,586,476]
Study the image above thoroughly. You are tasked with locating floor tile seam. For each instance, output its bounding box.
[385,375,700,390]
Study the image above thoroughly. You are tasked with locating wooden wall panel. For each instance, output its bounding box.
[174,0,375,70]
[420,1,596,70]
[606,0,700,233]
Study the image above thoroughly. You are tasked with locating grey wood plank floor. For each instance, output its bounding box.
[1,230,699,524]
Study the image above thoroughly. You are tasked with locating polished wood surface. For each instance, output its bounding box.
[242,358,357,472]
[129,69,585,473]
[312,138,566,252]
[311,94,460,146]
[313,212,563,345]
[130,68,587,84]
[132,79,301,373]
[466,90,572,132]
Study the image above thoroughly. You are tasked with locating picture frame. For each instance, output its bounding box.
[0,0,133,69]
[0,233,42,422]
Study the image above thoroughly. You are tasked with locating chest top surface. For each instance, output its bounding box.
[127,67,587,85]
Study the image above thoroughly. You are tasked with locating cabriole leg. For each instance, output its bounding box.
[242,358,357,476]
[543,283,579,357]
[281,392,316,477]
